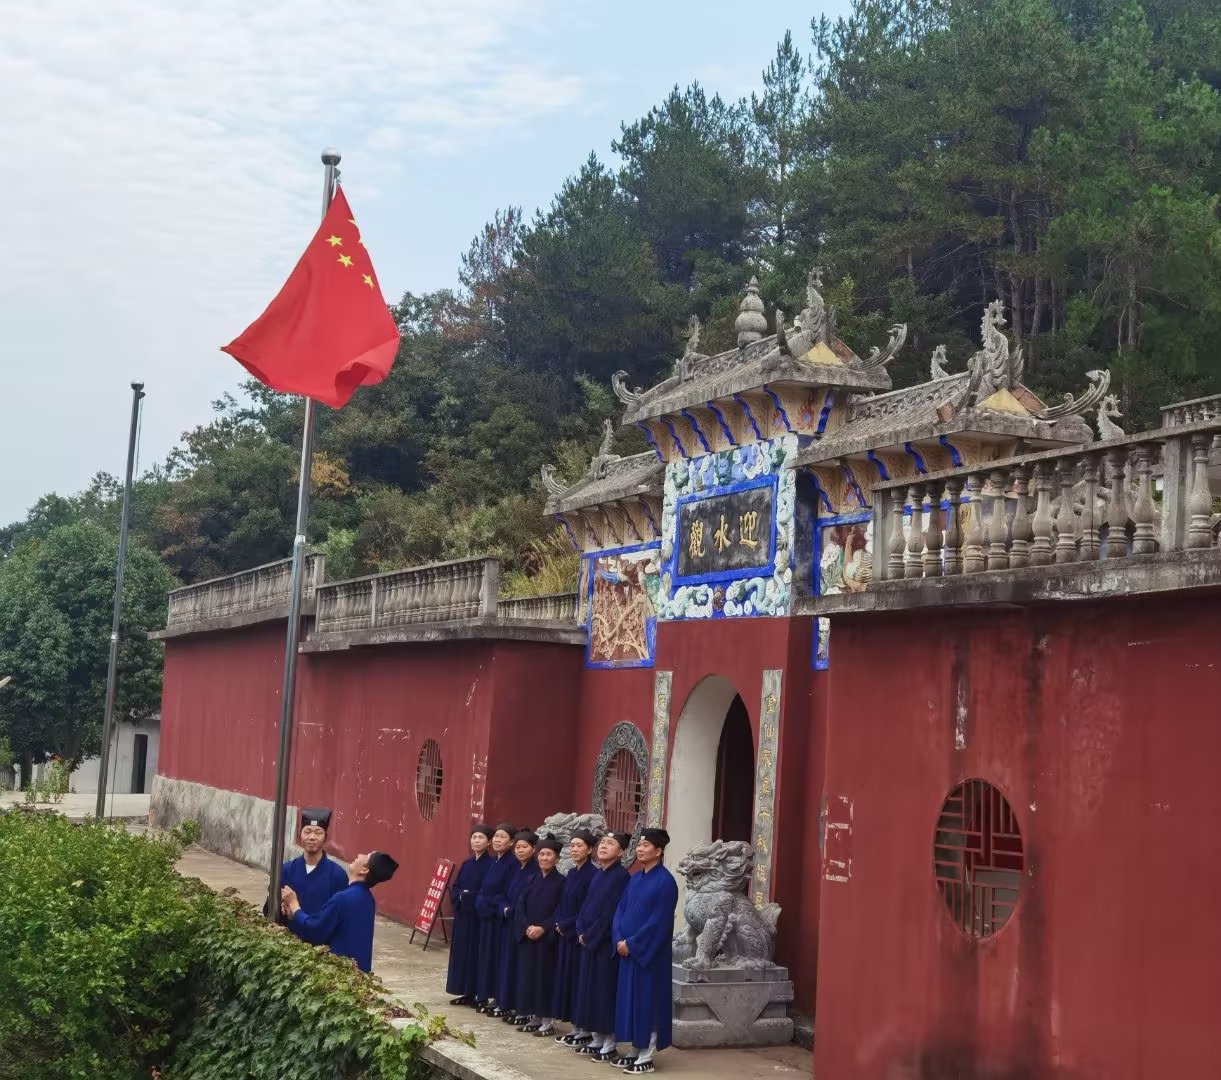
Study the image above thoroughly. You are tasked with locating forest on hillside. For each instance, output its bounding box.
[4,0,1220,595]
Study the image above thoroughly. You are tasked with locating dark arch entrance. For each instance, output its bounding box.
[713,694,754,842]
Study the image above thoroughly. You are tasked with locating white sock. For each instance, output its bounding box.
[635,1031,658,1065]
[598,1034,616,1053]
[571,1027,588,1038]
[540,1018,554,1029]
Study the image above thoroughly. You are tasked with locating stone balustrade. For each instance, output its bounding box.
[496,592,580,623]
[1162,393,1221,428]
[313,556,501,636]
[164,554,325,629]
[869,419,1221,585]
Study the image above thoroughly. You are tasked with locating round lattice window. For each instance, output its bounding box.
[933,779,1024,939]
[415,739,443,821]
[602,748,644,836]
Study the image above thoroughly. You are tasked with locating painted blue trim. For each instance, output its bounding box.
[733,394,763,441]
[904,441,928,475]
[556,516,579,551]
[866,450,890,481]
[809,471,833,514]
[582,540,661,670]
[939,435,962,467]
[637,422,663,463]
[637,498,660,539]
[707,402,736,445]
[681,409,712,454]
[669,473,779,588]
[843,467,868,508]
[816,390,835,436]
[661,417,688,459]
[762,386,792,432]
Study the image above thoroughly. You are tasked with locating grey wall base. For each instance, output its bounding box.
[150,775,299,870]
[671,963,794,1048]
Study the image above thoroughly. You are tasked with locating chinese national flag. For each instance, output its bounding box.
[222,188,399,408]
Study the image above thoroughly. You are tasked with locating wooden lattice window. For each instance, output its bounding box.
[602,748,644,836]
[415,739,443,821]
[933,779,1024,939]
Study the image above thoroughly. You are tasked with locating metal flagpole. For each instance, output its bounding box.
[95,381,146,821]
[266,148,340,922]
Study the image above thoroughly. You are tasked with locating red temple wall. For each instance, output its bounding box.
[814,590,1221,1079]
[569,664,656,813]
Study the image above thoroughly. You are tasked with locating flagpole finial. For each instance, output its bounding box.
[321,148,341,166]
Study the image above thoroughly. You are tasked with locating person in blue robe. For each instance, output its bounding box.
[511,835,566,1035]
[265,807,348,931]
[473,822,516,1012]
[282,850,399,973]
[571,832,632,1062]
[496,830,539,1022]
[549,829,597,1045]
[446,823,495,1005]
[612,828,679,1074]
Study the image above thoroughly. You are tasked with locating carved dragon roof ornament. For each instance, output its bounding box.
[949,299,1025,413]
[540,463,566,497]
[588,418,621,480]
[674,314,705,382]
[1033,368,1112,422]
[857,323,908,371]
[930,345,953,380]
[611,370,644,406]
[776,266,834,360]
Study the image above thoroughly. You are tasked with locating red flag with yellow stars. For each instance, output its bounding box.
[222,187,399,408]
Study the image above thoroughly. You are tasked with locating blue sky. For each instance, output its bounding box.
[0,1,852,525]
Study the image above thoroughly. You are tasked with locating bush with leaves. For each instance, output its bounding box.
[0,811,448,1080]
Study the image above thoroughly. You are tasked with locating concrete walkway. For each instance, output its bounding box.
[0,791,150,820]
[176,845,812,1080]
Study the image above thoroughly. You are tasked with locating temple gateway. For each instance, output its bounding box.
[152,273,1221,1078]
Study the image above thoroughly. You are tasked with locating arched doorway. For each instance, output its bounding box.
[668,676,755,923]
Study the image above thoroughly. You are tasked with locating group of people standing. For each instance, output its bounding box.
[446,823,679,1075]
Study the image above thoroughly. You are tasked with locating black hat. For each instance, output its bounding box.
[494,822,517,839]
[366,851,399,887]
[640,828,670,850]
[300,808,332,832]
[571,829,597,848]
[471,823,495,840]
[513,830,539,847]
[537,835,562,854]
[608,832,632,852]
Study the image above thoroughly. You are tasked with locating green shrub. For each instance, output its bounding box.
[0,810,445,1079]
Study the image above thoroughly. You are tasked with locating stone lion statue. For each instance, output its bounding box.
[534,811,608,875]
[672,840,780,971]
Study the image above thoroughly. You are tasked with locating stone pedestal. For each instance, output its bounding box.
[671,963,794,1048]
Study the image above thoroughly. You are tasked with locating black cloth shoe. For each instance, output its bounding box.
[531,1027,554,1037]
[561,1033,592,1046]
[521,1024,541,1033]
[488,1007,507,1018]
[575,1045,600,1056]
[623,1064,655,1074]
[592,1050,617,1062]
[449,995,472,1007]
[509,1015,530,1027]
[611,1055,638,1069]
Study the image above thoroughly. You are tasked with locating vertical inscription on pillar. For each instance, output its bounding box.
[751,669,783,908]
[646,671,672,827]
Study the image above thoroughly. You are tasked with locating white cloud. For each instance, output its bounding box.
[0,0,586,521]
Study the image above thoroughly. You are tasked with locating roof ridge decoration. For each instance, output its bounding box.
[540,419,625,499]
[611,370,644,405]
[675,315,706,382]
[1033,368,1112,422]
[775,266,834,363]
[930,344,954,380]
[735,277,769,347]
[957,299,1025,412]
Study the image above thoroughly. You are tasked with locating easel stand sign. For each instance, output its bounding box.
[409,857,454,951]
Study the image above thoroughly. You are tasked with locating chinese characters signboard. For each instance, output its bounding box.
[409,857,454,950]
[675,482,774,582]
[751,669,782,908]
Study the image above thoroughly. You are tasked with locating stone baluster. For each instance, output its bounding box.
[942,478,964,576]
[1130,445,1157,554]
[369,576,381,628]
[887,487,906,578]
[1104,448,1131,558]
[905,482,926,579]
[922,482,945,578]
[1009,465,1033,569]
[1054,459,1079,563]
[1029,463,1055,567]
[1078,453,1102,560]
[962,473,987,574]
[986,469,1010,571]
[1187,434,1214,548]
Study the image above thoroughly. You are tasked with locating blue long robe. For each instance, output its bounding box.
[474,853,512,1003]
[496,858,539,1010]
[267,852,348,928]
[613,863,678,1051]
[512,867,565,1016]
[289,881,377,973]
[445,852,492,996]
[550,858,596,1022]
[572,862,631,1035]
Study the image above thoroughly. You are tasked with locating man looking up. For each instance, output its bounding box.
[611,828,678,1073]
[281,850,399,973]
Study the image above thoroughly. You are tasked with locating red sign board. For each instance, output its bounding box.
[413,858,454,937]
